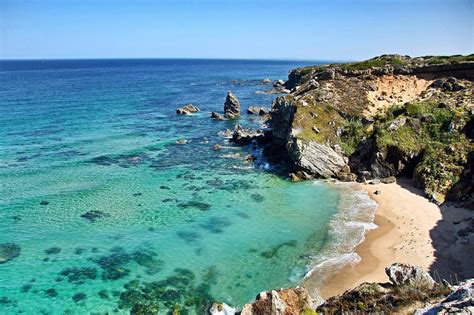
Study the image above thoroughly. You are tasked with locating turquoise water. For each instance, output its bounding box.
[0,60,376,314]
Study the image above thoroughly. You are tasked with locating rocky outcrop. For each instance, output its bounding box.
[414,279,474,314]
[247,106,269,115]
[385,263,436,289]
[176,103,200,115]
[231,124,271,146]
[224,91,241,119]
[288,139,346,178]
[265,54,473,205]
[211,112,225,120]
[270,96,296,147]
[238,287,313,315]
[317,263,457,314]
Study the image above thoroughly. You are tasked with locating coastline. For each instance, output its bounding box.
[313,178,473,300]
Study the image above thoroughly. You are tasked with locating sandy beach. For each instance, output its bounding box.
[319,178,474,299]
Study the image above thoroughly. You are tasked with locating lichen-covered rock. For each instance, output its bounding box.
[224,91,240,119]
[385,263,436,288]
[0,243,21,264]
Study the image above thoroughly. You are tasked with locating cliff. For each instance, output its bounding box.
[266,54,474,206]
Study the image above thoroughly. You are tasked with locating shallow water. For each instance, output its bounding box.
[0,59,376,314]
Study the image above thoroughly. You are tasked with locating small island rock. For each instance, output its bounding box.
[224,91,240,119]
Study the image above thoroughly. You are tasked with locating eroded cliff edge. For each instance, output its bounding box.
[265,54,473,207]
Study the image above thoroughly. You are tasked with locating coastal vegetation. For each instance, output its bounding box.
[266,54,473,205]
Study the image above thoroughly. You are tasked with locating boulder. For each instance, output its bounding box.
[209,302,236,315]
[318,68,336,80]
[385,263,436,288]
[0,243,21,264]
[273,79,285,87]
[231,125,269,146]
[259,108,269,116]
[211,112,225,120]
[380,176,397,184]
[247,106,262,115]
[224,91,241,119]
[176,103,200,115]
[239,287,313,315]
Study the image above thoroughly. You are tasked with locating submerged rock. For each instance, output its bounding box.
[44,247,61,255]
[0,243,21,264]
[80,210,110,223]
[224,91,240,119]
[176,103,200,115]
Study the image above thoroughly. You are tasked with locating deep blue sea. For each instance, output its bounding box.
[0,59,376,314]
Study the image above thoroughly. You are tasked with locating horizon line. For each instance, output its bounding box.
[0,56,351,63]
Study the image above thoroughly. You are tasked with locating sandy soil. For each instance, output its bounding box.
[320,178,474,299]
[365,75,433,117]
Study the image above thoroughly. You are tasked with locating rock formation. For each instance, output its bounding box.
[211,112,225,120]
[176,103,200,115]
[265,54,473,205]
[224,91,241,119]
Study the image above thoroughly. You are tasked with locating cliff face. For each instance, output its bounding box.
[268,54,474,205]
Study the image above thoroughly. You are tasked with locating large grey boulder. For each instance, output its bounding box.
[385,263,436,288]
[288,139,346,178]
[224,91,240,119]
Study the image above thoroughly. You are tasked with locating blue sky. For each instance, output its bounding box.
[1,0,472,60]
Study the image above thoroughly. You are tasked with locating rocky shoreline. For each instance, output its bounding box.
[195,54,473,314]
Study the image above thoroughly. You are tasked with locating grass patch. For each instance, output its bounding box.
[339,119,369,156]
[426,54,474,65]
[293,100,344,144]
[341,55,407,71]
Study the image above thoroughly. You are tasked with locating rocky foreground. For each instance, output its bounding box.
[211,263,473,314]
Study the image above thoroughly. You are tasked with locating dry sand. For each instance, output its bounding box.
[320,178,474,299]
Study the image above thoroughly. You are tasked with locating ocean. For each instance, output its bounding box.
[0,59,377,314]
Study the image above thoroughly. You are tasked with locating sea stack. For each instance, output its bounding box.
[224,91,240,119]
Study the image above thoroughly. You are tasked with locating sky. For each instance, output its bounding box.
[0,0,472,60]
